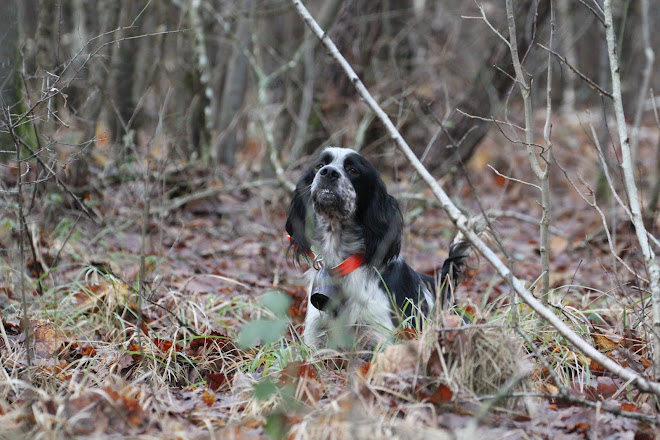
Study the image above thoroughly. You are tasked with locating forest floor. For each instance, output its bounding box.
[1,113,660,439]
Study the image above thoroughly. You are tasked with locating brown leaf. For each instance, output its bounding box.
[128,343,142,361]
[585,377,618,399]
[428,383,453,404]
[395,328,419,340]
[619,402,640,412]
[592,330,621,353]
[549,235,569,255]
[189,330,235,357]
[357,360,371,377]
[279,361,317,386]
[544,383,560,395]
[152,337,181,353]
[32,321,66,361]
[207,372,232,391]
[202,390,217,407]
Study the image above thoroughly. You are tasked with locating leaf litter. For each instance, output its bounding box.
[1,120,659,438]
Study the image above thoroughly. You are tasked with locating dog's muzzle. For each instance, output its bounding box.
[312,165,355,219]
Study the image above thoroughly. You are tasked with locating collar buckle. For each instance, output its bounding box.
[312,255,324,271]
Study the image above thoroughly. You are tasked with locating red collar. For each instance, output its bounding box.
[331,253,364,277]
[287,235,364,276]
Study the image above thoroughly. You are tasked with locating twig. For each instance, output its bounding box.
[477,391,660,425]
[487,164,541,191]
[15,136,97,224]
[8,108,31,367]
[537,43,613,99]
[463,371,530,436]
[290,0,660,396]
[589,123,660,251]
[51,212,83,268]
[553,155,646,282]
[17,73,98,224]
[487,209,564,236]
[576,0,605,25]
[158,180,277,216]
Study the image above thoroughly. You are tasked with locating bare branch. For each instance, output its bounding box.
[487,165,541,191]
[538,43,613,100]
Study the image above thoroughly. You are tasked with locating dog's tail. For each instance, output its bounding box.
[438,215,488,305]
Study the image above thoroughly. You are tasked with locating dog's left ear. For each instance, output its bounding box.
[358,179,403,265]
[285,168,315,263]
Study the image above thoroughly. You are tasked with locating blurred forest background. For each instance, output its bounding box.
[3,0,659,178]
[2,0,660,438]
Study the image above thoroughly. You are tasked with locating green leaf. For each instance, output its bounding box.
[261,291,292,317]
[253,377,279,400]
[264,411,288,440]
[237,318,288,348]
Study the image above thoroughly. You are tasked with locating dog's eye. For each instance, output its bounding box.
[315,163,325,171]
[346,166,360,176]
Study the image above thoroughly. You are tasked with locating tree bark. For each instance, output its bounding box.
[214,0,252,166]
[0,0,24,154]
[106,0,142,144]
[603,0,660,382]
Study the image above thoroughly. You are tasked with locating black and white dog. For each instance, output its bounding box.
[286,147,471,348]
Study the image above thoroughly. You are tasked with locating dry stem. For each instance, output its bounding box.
[504,0,552,304]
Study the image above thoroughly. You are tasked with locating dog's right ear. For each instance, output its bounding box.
[285,167,315,264]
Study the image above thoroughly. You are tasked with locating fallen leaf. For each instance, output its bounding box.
[619,402,639,412]
[549,235,569,255]
[207,372,231,391]
[544,383,559,395]
[593,330,621,352]
[32,321,66,361]
[202,390,217,406]
[428,383,453,404]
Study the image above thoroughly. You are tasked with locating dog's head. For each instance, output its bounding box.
[286,147,403,266]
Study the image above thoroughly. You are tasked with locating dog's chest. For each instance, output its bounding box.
[316,224,362,268]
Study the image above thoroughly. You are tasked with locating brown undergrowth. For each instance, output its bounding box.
[1,115,660,438]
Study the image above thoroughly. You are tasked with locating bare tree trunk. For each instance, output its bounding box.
[0,0,22,153]
[629,0,654,164]
[290,0,344,159]
[603,0,660,382]
[34,0,58,135]
[189,0,213,153]
[68,0,119,187]
[214,0,252,166]
[35,0,57,72]
[558,0,576,114]
[106,1,142,145]
[423,0,550,175]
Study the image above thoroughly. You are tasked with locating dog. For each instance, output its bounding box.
[286,146,472,349]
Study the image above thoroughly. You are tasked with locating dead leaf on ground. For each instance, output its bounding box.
[592,329,622,353]
[31,320,67,361]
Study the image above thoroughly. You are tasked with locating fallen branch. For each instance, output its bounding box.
[290,0,660,396]
[156,179,277,216]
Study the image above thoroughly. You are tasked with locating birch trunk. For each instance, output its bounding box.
[603,0,660,381]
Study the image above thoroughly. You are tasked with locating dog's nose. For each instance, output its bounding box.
[318,165,340,181]
[310,293,329,311]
